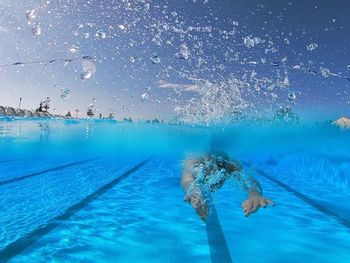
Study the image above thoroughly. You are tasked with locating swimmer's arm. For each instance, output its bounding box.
[181,159,209,220]
[227,161,262,194]
[235,173,274,216]
[181,160,196,193]
[244,176,263,195]
[181,171,195,194]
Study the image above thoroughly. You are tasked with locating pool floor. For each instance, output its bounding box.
[1,155,350,262]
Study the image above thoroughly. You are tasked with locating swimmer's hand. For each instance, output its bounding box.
[241,191,274,217]
[184,193,209,221]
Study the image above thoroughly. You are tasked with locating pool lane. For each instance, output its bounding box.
[0,156,146,254]
[256,169,350,230]
[0,158,28,164]
[0,158,150,262]
[205,206,233,263]
[243,158,350,231]
[0,156,96,183]
[0,157,98,187]
[9,157,212,263]
[214,168,350,263]
[12,155,346,263]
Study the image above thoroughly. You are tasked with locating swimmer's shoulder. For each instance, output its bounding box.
[183,156,206,171]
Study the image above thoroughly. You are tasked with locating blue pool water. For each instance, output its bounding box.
[0,119,350,263]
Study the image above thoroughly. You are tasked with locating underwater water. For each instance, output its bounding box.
[0,119,349,263]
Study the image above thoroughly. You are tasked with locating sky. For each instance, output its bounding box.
[0,0,349,122]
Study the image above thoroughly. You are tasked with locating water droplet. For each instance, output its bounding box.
[69,45,79,53]
[118,24,126,31]
[320,67,331,77]
[175,43,191,59]
[288,92,296,101]
[141,93,149,102]
[32,24,41,36]
[284,38,290,44]
[26,9,36,22]
[150,54,160,64]
[152,36,162,46]
[82,60,97,74]
[95,30,106,39]
[80,71,92,80]
[232,21,239,27]
[60,88,70,100]
[243,36,262,48]
[83,32,90,39]
[144,3,150,11]
[347,65,350,70]
[307,43,318,51]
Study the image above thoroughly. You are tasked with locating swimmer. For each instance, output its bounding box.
[181,152,274,220]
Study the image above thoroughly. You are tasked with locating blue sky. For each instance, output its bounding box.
[0,0,349,121]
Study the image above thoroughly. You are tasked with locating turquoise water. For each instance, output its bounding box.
[1,119,350,262]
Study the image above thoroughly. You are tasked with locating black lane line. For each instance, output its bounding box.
[0,158,150,262]
[0,157,37,165]
[0,158,98,187]
[0,159,25,164]
[206,205,233,263]
[256,169,350,230]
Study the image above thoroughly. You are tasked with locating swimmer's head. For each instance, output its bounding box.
[211,151,242,172]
